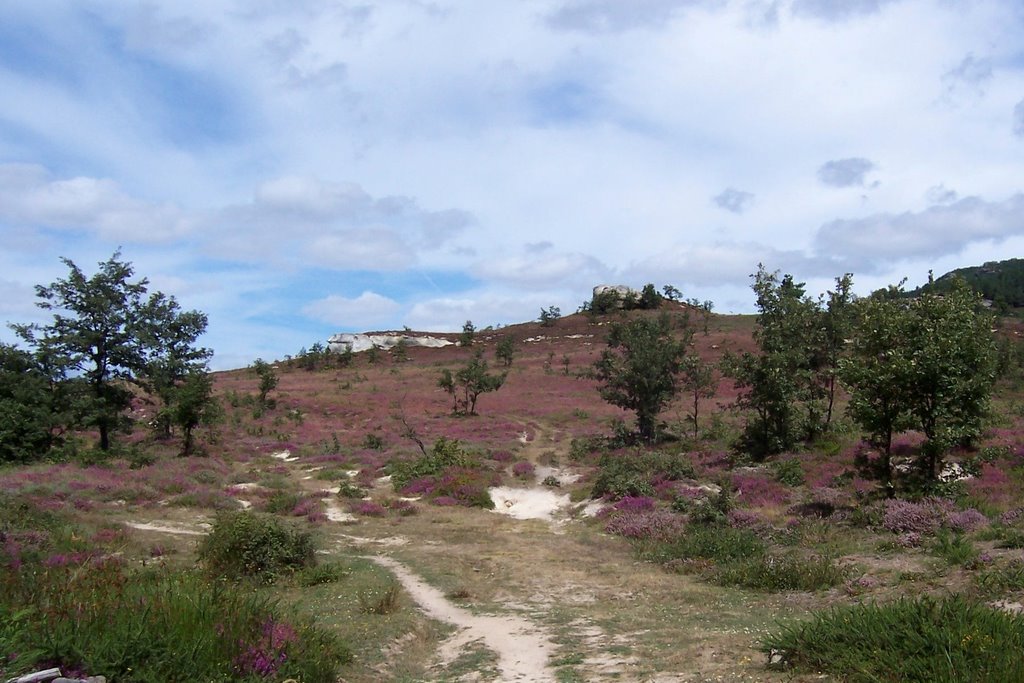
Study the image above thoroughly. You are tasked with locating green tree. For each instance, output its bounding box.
[460,320,476,347]
[252,359,278,407]
[661,284,682,302]
[593,313,692,442]
[681,355,717,440]
[639,283,661,309]
[841,277,997,483]
[539,306,561,327]
[0,344,59,462]
[13,252,208,451]
[839,285,915,485]
[495,335,515,367]
[725,265,824,458]
[819,274,856,427]
[904,277,997,479]
[170,368,221,456]
[438,350,506,415]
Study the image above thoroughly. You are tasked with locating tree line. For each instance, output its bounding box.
[591,265,1000,488]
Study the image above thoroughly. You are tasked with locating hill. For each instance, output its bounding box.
[911,258,1024,309]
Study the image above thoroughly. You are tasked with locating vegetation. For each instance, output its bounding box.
[911,258,1024,310]
[495,335,515,367]
[198,510,316,583]
[252,359,279,408]
[763,596,1024,681]
[11,251,211,452]
[592,314,694,442]
[539,306,561,326]
[438,350,507,415]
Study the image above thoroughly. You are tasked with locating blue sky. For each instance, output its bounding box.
[2,0,1024,369]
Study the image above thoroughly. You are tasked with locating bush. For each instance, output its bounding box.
[592,450,697,500]
[636,524,766,567]
[772,458,805,486]
[713,553,846,592]
[389,437,471,490]
[198,511,315,583]
[762,596,1024,681]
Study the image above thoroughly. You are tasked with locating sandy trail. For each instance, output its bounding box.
[371,555,557,683]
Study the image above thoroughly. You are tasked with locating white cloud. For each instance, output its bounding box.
[814,194,1024,268]
[302,291,400,328]
[0,163,194,242]
[1014,99,1024,137]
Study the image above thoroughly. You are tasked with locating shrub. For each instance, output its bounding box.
[636,524,766,567]
[930,530,979,568]
[592,450,697,500]
[389,437,471,490]
[772,458,805,487]
[198,511,315,583]
[512,460,535,478]
[762,596,1024,680]
[732,473,791,508]
[946,508,990,533]
[604,510,684,540]
[881,497,950,534]
[713,553,846,592]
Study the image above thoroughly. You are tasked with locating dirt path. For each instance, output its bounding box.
[371,556,558,682]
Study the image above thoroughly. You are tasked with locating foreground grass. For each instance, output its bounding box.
[763,595,1024,682]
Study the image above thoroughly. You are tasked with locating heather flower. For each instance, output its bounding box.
[512,461,535,478]
[604,510,684,540]
[732,474,790,508]
[350,501,387,517]
[727,508,766,530]
[945,508,989,533]
[431,496,459,506]
[881,498,953,534]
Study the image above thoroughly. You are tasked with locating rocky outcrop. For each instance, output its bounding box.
[327,333,454,354]
[593,284,640,300]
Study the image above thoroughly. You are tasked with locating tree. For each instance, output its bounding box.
[903,277,997,479]
[0,344,59,462]
[839,286,915,486]
[140,292,211,437]
[592,313,692,442]
[639,283,661,310]
[681,355,716,440]
[819,274,855,427]
[252,359,278,407]
[170,368,221,456]
[460,320,476,347]
[841,277,997,483]
[662,284,682,302]
[438,350,506,415]
[495,335,515,367]
[539,306,561,327]
[13,252,208,451]
[725,265,825,458]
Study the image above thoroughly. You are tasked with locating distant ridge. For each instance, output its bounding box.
[910,258,1024,309]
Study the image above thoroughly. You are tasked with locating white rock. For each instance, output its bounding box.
[327,333,453,354]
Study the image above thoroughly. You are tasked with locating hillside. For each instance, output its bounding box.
[910,258,1024,308]
[2,305,1024,682]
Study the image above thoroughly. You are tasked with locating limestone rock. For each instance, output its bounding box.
[327,332,453,354]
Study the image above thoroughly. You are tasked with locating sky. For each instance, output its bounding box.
[2,0,1024,370]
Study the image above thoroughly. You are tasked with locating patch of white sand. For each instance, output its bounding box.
[489,487,571,522]
[229,482,262,490]
[371,556,556,682]
[270,450,298,462]
[578,500,607,518]
[324,499,356,523]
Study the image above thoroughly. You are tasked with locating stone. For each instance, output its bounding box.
[592,284,640,306]
[327,333,454,354]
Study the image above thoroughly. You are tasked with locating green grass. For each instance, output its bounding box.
[0,562,349,682]
[763,595,1024,682]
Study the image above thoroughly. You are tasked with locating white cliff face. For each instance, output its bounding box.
[592,284,640,306]
[327,333,454,354]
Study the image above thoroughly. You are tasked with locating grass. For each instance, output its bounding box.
[0,561,350,682]
[763,595,1024,682]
